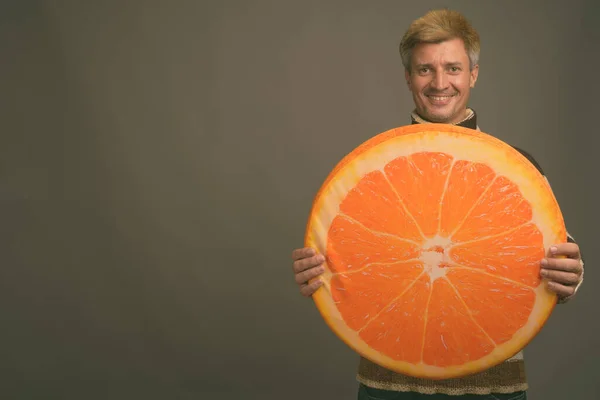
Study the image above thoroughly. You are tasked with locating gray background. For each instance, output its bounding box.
[1,1,598,399]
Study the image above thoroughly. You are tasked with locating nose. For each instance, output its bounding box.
[430,71,449,90]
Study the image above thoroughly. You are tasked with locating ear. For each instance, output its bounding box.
[470,64,479,88]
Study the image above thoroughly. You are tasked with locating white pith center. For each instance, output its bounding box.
[419,235,453,281]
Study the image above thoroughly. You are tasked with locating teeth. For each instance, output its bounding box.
[429,96,453,101]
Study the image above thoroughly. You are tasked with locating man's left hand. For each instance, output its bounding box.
[540,242,583,299]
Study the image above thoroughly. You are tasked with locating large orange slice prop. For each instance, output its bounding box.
[304,123,565,380]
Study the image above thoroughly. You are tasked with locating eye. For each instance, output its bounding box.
[419,67,430,74]
[449,66,461,73]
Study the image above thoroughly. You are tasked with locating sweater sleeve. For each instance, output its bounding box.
[512,146,584,303]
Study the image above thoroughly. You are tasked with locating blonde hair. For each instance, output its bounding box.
[399,9,480,71]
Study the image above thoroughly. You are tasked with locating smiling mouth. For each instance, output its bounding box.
[427,94,456,101]
[426,94,457,106]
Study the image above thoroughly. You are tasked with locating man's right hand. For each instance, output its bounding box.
[291,247,325,297]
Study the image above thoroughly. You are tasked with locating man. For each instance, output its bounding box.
[290,9,584,399]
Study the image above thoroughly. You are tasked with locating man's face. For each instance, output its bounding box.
[405,37,479,124]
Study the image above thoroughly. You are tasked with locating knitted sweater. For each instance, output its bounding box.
[355,109,584,395]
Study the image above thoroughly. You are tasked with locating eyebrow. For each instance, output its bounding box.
[415,62,464,68]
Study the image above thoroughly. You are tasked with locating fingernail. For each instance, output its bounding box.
[550,246,558,254]
[317,266,325,273]
[541,259,548,266]
[317,255,325,262]
[540,269,547,276]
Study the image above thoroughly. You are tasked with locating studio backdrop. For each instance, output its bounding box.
[0,1,597,399]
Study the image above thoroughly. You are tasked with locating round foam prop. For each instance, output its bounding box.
[304,123,565,380]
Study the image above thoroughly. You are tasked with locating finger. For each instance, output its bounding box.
[300,279,324,297]
[292,247,315,261]
[546,281,575,298]
[541,257,582,274]
[541,269,581,285]
[548,243,580,259]
[295,264,325,285]
[293,254,325,274]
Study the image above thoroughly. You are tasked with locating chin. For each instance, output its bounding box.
[424,111,454,123]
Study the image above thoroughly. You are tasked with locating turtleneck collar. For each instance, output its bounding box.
[410,108,479,130]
